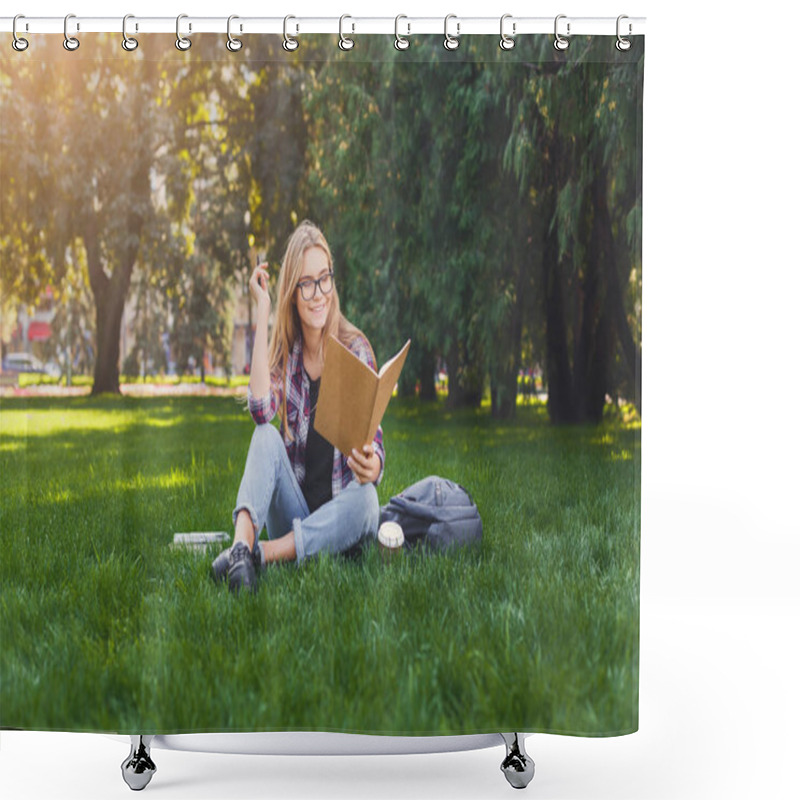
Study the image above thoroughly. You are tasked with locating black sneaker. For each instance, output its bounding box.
[210,547,232,583]
[211,542,263,584]
[227,541,257,594]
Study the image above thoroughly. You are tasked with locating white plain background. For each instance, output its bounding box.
[2,1,798,798]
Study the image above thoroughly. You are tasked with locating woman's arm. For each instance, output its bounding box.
[246,264,282,425]
[248,263,271,399]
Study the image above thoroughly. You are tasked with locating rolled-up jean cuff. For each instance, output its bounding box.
[232,504,260,537]
[292,517,306,563]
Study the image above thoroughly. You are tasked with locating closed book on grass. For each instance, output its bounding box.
[314,336,410,456]
[172,532,230,552]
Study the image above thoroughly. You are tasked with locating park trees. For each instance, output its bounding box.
[504,39,643,422]
[1,35,641,424]
[303,40,539,419]
[305,40,520,413]
[1,38,173,393]
[2,37,254,392]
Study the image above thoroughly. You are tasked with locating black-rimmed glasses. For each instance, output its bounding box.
[297,271,334,301]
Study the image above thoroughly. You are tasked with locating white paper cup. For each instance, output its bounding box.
[378,521,404,560]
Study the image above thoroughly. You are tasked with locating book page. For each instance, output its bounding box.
[378,340,410,378]
[369,340,411,438]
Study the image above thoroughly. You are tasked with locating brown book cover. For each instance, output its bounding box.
[314,336,411,456]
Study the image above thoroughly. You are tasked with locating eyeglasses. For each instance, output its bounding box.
[296,271,334,301]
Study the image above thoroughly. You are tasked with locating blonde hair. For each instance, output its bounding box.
[268,220,370,439]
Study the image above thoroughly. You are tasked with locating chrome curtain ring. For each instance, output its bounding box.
[616,15,632,51]
[283,15,299,51]
[176,14,192,51]
[394,15,410,51]
[63,13,80,51]
[227,15,243,52]
[12,15,29,51]
[554,14,570,51]
[443,14,460,51]
[499,14,516,51]
[339,15,354,51]
[122,14,139,51]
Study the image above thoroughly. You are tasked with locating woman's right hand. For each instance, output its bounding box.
[248,263,272,400]
[249,263,271,314]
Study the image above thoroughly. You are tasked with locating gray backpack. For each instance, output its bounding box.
[379,476,482,552]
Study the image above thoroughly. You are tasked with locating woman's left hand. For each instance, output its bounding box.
[348,444,381,484]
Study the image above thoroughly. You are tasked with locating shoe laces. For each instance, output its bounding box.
[229,542,251,565]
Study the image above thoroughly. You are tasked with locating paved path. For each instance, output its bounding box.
[0,382,246,398]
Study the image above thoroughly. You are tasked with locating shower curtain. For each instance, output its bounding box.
[0,30,643,739]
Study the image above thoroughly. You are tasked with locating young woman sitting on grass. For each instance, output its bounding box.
[213,220,383,593]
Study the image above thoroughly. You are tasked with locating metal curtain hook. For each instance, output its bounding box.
[122,14,139,51]
[227,15,243,51]
[500,14,516,51]
[176,14,192,51]
[616,15,632,51]
[339,15,354,51]
[12,14,29,51]
[554,14,570,51]
[283,15,299,51]
[63,13,80,51]
[394,15,410,51]
[444,14,460,51]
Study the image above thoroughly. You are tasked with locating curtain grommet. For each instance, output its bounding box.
[176,14,192,51]
[63,13,80,51]
[443,14,460,51]
[554,14,570,51]
[339,15,355,51]
[394,15,410,51]
[283,16,299,51]
[226,15,243,52]
[499,14,516,51]
[12,15,29,51]
[616,15,632,51]
[122,14,139,51]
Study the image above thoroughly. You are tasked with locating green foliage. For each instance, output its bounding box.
[1,34,643,422]
[302,36,643,420]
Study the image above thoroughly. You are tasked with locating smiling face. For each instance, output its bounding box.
[294,246,333,335]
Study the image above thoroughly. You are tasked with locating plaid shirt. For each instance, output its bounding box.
[248,333,385,496]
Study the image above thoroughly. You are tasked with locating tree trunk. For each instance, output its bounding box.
[606,219,643,416]
[490,276,523,420]
[544,161,621,425]
[572,170,615,424]
[86,221,139,395]
[445,340,464,409]
[490,199,526,420]
[544,248,575,424]
[490,372,517,419]
[418,347,437,401]
[92,291,127,394]
[396,371,416,398]
[446,340,483,409]
[85,62,153,395]
[542,134,577,425]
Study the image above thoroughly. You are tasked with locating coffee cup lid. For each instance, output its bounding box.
[378,521,404,548]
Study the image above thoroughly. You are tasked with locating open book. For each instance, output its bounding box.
[314,336,411,456]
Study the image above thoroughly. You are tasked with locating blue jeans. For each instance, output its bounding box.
[232,424,380,562]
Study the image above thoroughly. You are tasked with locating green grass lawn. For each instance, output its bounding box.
[0,395,639,737]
